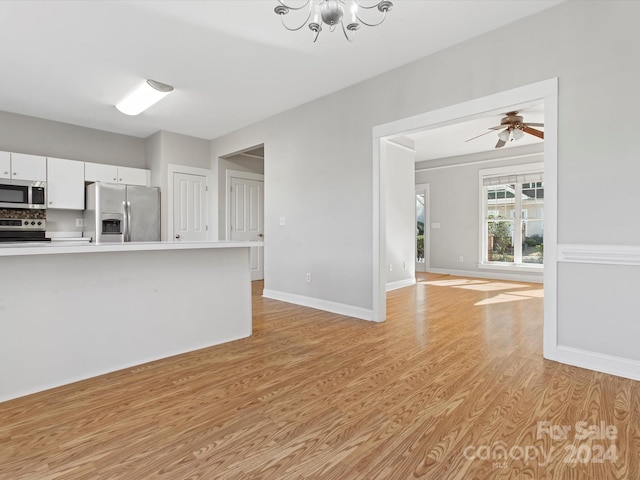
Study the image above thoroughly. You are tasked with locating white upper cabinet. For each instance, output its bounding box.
[0,151,10,179]
[2,153,47,181]
[85,163,150,187]
[84,162,118,184]
[47,157,85,210]
[116,166,150,187]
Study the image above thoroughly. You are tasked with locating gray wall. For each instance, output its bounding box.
[145,130,210,241]
[0,111,145,166]
[385,142,415,286]
[415,145,544,280]
[209,2,640,367]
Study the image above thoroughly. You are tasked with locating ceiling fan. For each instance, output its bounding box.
[466,111,544,148]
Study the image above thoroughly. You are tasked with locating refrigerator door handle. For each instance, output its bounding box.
[123,201,130,242]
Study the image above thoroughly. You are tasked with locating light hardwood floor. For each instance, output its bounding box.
[1,273,638,479]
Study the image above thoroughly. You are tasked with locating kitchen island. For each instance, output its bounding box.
[0,241,262,402]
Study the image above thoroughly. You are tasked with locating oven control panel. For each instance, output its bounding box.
[0,218,46,231]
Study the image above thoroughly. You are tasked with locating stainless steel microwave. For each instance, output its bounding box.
[0,179,46,209]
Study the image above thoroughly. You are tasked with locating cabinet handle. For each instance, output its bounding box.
[13,172,17,176]
[3,171,8,175]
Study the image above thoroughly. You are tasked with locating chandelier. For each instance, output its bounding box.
[274,0,393,42]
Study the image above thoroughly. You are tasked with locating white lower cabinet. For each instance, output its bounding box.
[47,157,85,210]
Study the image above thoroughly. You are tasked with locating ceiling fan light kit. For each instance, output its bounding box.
[275,0,393,42]
[466,111,544,149]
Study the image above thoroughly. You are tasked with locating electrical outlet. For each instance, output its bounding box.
[306,273,312,283]
[403,261,407,270]
[389,264,393,272]
[458,256,464,263]
[75,218,84,227]
[280,217,286,226]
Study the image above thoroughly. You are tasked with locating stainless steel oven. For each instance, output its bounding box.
[0,179,46,209]
[0,217,48,243]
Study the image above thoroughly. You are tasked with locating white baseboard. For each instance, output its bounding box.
[427,267,543,283]
[556,346,640,381]
[386,278,417,292]
[262,289,373,321]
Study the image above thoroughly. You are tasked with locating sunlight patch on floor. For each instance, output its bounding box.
[475,289,544,306]
[455,282,528,292]
[422,279,487,287]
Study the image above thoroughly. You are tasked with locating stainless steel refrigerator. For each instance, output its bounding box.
[84,182,160,243]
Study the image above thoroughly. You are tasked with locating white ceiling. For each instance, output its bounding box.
[0,1,561,141]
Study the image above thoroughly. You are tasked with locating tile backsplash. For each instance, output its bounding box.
[0,208,46,219]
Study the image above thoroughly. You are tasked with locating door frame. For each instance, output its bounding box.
[372,78,558,362]
[225,169,265,241]
[167,164,212,242]
[415,183,430,273]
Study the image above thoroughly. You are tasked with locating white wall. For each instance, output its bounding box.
[145,131,211,240]
[209,1,640,375]
[415,145,544,281]
[385,142,415,289]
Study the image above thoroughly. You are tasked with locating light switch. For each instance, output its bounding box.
[431,222,441,229]
[279,217,286,226]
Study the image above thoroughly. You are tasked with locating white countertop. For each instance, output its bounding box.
[0,240,263,257]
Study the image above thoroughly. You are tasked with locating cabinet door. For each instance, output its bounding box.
[117,166,150,187]
[10,153,47,181]
[85,162,118,184]
[47,158,85,210]
[0,151,10,179]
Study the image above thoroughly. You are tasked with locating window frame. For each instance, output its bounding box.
[478,162,545,271]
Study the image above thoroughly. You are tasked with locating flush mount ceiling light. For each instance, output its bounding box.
[115,79,174,116]
[274,0,393,42]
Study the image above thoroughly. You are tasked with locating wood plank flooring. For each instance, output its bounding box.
[1,273,638,479]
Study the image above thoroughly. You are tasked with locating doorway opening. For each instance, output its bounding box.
[219,145,265,281]
[373,78,558,361]
[415,183,429,273]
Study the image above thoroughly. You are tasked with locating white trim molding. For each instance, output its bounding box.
[263,289,373,321]
[386,278,417,292]
[558,244,640,266]
[556,346,640,382]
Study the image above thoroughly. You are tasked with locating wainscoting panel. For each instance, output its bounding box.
[557,244,640,380]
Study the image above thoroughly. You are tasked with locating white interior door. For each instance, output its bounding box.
[230,176,264,280]
[173,172,207,241]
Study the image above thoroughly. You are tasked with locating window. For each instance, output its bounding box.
[480,164,544,267]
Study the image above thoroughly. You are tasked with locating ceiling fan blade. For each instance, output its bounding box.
[465,129,496,142]
[522,125,544,139]
[488,125,506,130]
[495,138,506,148]
[524,122,544,127]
